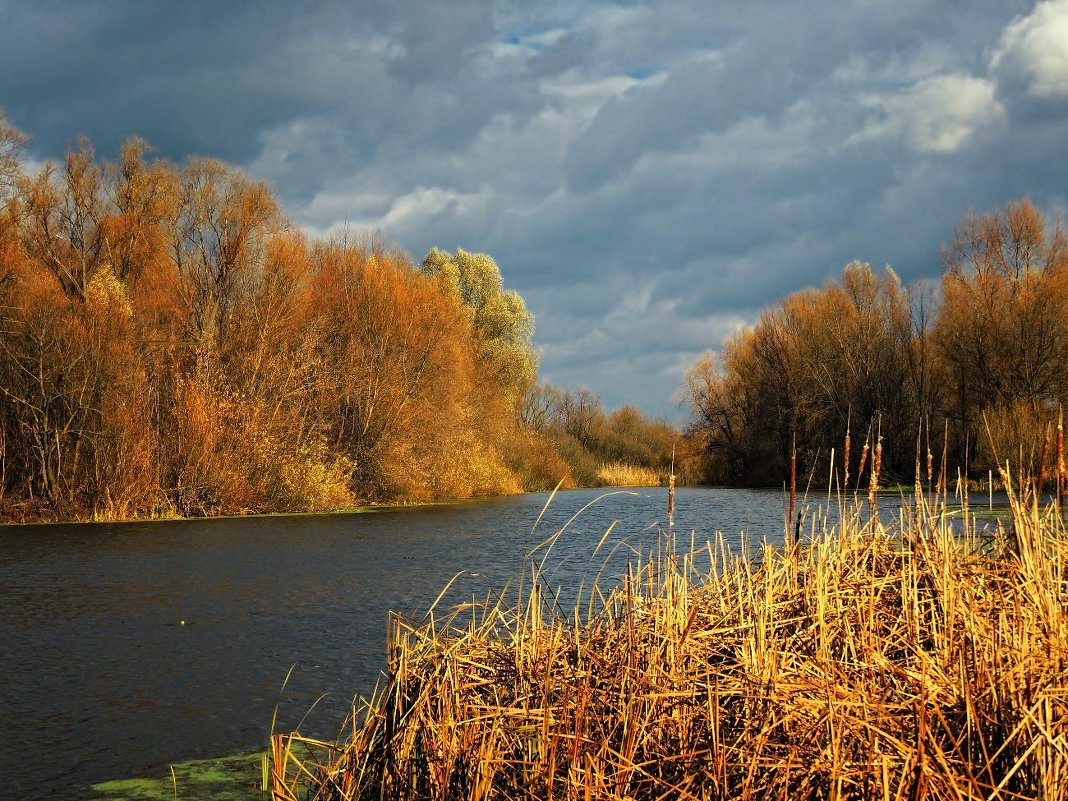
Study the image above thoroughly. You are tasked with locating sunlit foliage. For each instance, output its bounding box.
[514,383,679,489]
[2,127,645,521]
[682,199,1068,487]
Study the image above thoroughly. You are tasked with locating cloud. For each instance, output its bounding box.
[991,0,1068,100]
[848,73,1004,154]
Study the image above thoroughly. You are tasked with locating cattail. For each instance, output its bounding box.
[914,437,922,496]
[1038,424,1051,498]
[843,426,852,490]
[913,432,924,532]
[857,438,870,493]
[868,435,883,512]
[1058,410,1064,509]
[667,445,676,524]
[841,414,850,489]
[788,437,797,546]
[937,419,949,501]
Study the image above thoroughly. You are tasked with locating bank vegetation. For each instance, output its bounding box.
[681,198,1068,489]
[273,475,1068,800]
[0,114,674,522]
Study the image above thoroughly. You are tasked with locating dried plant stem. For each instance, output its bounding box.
[279,488,1068,801]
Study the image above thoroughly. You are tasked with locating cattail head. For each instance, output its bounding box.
[843,426,851,479]
[868,435,883,508]
[874,436,883,484]
[1038,425,1051,495]
[1058,412,1065,477]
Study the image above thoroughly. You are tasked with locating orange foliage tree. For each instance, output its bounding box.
[682,199,1068,486]
[934,199,1068,468]
[683,263,922,485]
[0,125,555,521]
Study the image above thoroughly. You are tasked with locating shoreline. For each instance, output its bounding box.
[0,482,679,528]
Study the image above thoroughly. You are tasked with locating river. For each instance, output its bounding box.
[2,486,901,799]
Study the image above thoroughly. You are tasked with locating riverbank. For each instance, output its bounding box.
[0,477,673,527]
[276,489,1068,800]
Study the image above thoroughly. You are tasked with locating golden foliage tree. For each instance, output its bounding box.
[0,131,553,521]
[934,199,1068,466]
[683,263,925,485]
[682,199,1068,485]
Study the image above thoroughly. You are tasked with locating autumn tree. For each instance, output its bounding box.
[519,381,565,433]
[683,263,924,486]
[104,139,178,285]
[0,134,165,515]
[515,381,678,489]
[167,158,284,356]
[16,137,113,301]
[308,241,518,500]
[679,350,745,481]
[934,199,1068,468]
[600,404,677,472]
[0,127,587,520]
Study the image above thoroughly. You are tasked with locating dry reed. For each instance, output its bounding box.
[275,484,1068,801]
[596,462,663,487]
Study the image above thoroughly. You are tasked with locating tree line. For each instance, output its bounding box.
[681,198,1068,489]
[518,384,679,488]
[0,115,675,521]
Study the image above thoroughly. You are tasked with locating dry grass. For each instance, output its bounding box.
[274,482,1068,800]
[597,462,663,487]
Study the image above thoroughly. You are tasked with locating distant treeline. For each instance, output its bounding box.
[0,116,675,521]
[518,385,680,489]
[681,198,1068,488]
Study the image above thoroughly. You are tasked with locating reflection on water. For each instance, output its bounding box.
[3,486,913,799]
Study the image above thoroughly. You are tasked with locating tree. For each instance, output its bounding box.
[167,158,284,354]
[680,350,744,480]
[16,137,111,301]
[519,382,564,432]
[104,138,178,284]
[681,263,922,485]
[311,241,522,500]
[420,248,538,394]
[934,198,1068,467]
[2,129,566,519]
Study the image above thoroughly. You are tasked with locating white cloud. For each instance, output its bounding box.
[380,185,496,233]
[848,73,1003,154]
[541,73,663,113]
[991,0,1068,99]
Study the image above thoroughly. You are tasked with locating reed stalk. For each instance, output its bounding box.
[278,484,1068,801]
[1057,409,1064,510]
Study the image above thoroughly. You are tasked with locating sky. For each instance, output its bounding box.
[2,1,1068,421]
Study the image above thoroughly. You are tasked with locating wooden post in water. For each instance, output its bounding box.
[667,445,676,526]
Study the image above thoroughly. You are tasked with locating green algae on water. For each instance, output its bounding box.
[91,751,264,800]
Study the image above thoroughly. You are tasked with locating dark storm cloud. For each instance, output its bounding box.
[3,0,1067,418]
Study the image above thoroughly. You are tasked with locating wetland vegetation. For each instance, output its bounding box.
[274,480,1068,801]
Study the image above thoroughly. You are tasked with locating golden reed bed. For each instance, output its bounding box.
[272,482,1068,800]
